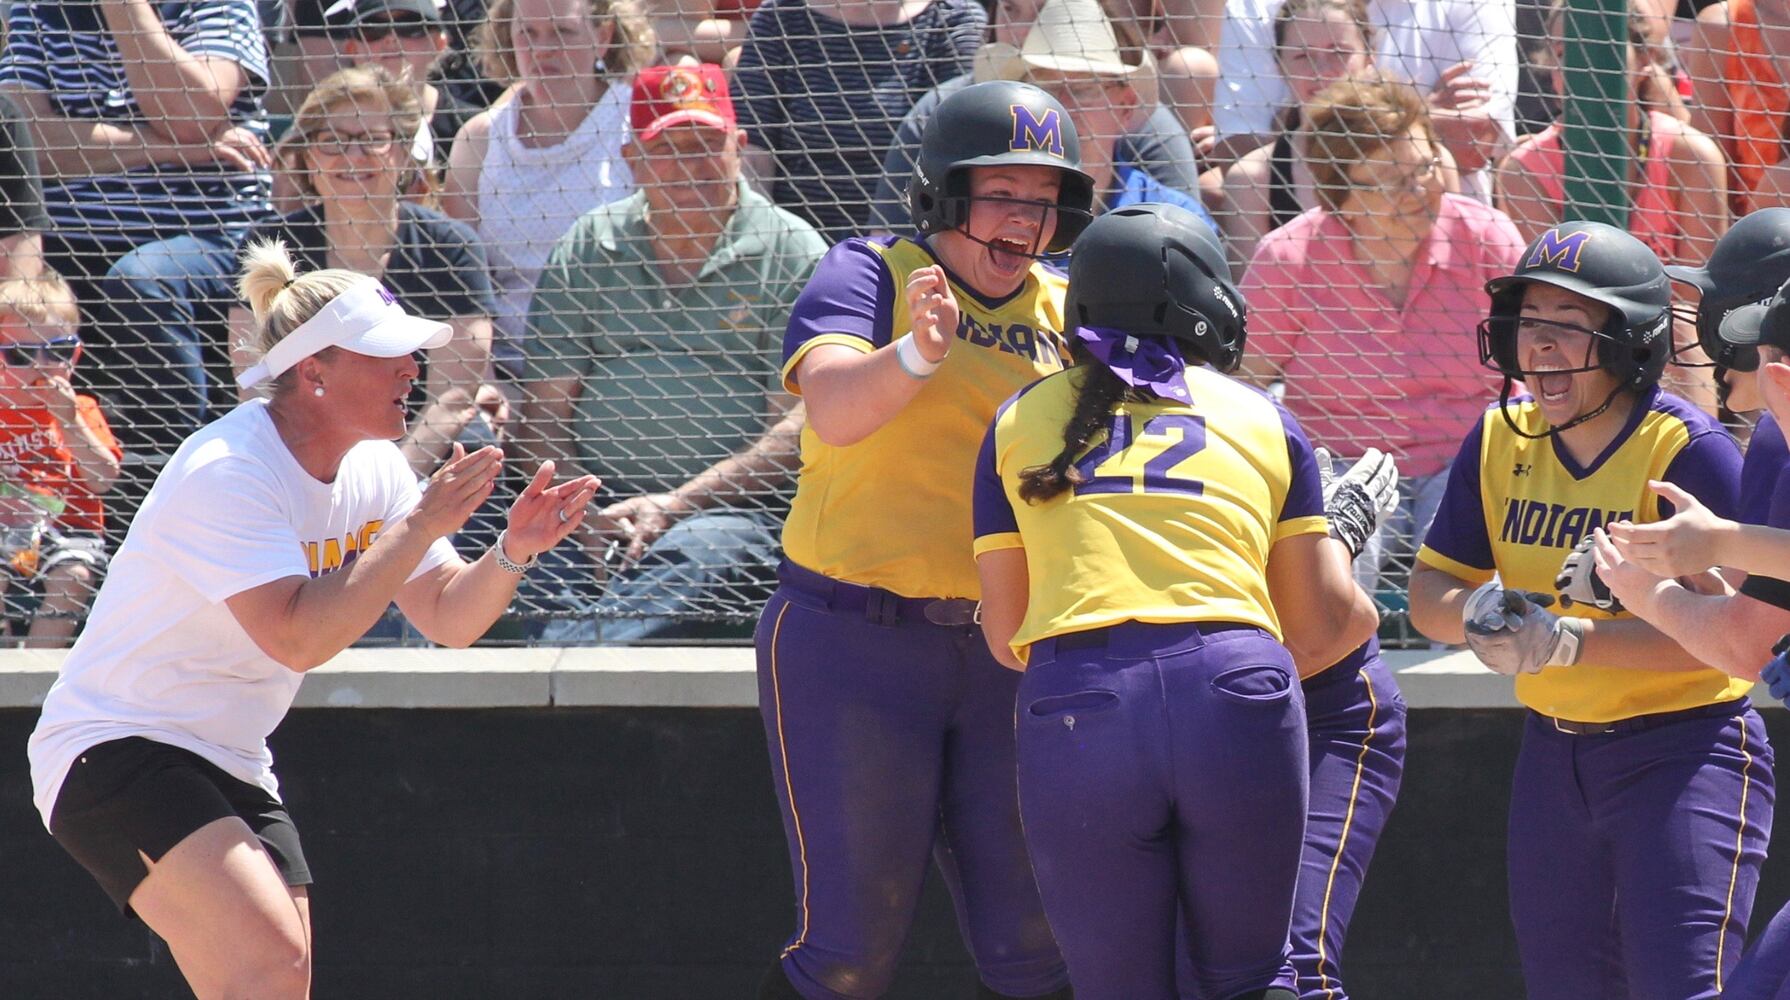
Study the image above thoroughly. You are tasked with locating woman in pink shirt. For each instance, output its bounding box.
[1241,76,1526,591]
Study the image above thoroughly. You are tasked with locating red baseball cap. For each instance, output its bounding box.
[631,64,737,144]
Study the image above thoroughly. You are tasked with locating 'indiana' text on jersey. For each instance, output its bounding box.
[303,520,384,578]
[1418,390,1749,723]
[1497,500,1634,548]
[956,314,1060,365]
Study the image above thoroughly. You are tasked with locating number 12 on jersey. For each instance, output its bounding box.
[1072,412,1208,498]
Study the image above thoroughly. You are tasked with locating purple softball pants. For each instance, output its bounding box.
[1507,703,1774,1000]
[755,564,1068,1000]
[1289,645,1407,1000]
[1726,898,1790,1000]
[1015,620,1310,1000]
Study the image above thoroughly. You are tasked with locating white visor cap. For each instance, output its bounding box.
[236,277,452,389]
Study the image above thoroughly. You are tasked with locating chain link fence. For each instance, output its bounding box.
[0,0,1757,645]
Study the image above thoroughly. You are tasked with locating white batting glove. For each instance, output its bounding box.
[1462,584,1584,676]
[1555,533,1623,613]
[1315,447,1400,560]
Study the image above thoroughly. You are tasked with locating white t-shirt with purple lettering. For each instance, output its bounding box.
[28,399,457,827]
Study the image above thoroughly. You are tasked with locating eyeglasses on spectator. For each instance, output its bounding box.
[308,130,400,158]
[1348,156,1442,198]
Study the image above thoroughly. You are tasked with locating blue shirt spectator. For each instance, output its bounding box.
[0,0,272,264]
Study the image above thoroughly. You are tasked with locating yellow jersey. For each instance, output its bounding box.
[779,235,1069,599]
[1417,389,1750,723]
[972,364,1330,661]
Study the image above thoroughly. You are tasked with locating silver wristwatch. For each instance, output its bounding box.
[492,530,536,575]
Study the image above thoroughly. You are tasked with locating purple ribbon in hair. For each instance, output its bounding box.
[1071,326,1192,403]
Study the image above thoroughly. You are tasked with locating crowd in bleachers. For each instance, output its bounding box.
[0,0,1771,644]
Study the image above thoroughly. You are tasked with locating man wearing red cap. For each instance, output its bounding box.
[517,64,828,642]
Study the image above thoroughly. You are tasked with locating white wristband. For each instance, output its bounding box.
[894,333,944,379]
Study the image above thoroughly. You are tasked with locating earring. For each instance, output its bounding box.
[314,386,325,397]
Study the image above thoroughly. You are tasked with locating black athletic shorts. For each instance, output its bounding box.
[48,737,312,916]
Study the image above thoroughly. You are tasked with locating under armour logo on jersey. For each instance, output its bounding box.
[1527,228,1592,274]
[1009,104,1065,157]
[1513,463,1532,476]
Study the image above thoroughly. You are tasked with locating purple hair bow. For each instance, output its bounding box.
[1072,326,1192,403]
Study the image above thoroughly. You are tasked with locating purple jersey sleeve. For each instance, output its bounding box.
[1276,401,1324,523]
[973,396,1022,540]
[1741,471,1790,610]
[781,238,899,365]
[1734,412,1790,609]
[1658,425,1744,521]
[1742,412,1788,526]
[1420,416,1495,572]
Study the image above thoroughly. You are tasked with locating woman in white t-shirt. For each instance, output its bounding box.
[26,240,598,1000]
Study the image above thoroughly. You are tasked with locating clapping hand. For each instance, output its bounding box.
[410,444,503,540]
[904,265,958,365]
[503,460,600,564]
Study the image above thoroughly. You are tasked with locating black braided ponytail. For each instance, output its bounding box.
[1018,347,1135,503]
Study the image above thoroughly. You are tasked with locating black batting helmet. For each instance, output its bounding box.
[1063,202,1246,372]
[1666,207,1790,373]
[1480,220,1672,392]
[908,80,1096,254]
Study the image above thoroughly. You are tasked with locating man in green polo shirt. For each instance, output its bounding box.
[518,63,827,642]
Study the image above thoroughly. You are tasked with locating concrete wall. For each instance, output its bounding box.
[0,650,1784,999]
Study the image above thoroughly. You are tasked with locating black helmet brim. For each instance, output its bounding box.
[1720,303,1769,347]
[1664,263,1712,292]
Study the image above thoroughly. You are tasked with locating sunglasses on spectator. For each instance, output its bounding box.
[359,16,434,41]
[308,130,399,158]
[2,336,81,367]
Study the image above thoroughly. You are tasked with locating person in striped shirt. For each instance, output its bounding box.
[734,0,986,241]
[0,0,276,478]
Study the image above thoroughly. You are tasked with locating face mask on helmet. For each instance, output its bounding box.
[1476,314,1615,381]
[1478,285,1666,439]
[939,190,1086,261]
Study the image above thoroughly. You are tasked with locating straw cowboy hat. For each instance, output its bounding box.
[973,0,1161,112]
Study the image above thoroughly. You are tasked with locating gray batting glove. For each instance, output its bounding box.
[1463,586,1582,675]
[1316,447,1400,560]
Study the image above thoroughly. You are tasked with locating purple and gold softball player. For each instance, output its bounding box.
[1408,221,1772,1000]
[972,203,1381,1000]
[1282,468,1406,1000]
[1585,271,1790,1000]
[755,79,1094,1000]
[1580,209,1790,683]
